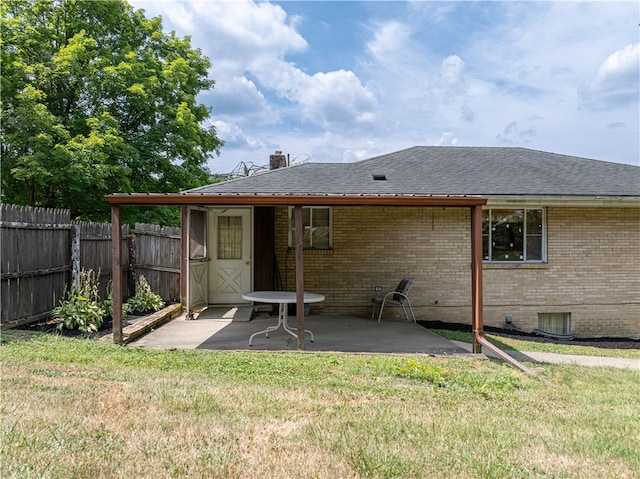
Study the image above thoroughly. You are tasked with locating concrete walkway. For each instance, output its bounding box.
[452,341,640,370]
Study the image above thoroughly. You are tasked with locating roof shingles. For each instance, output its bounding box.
[190,147,640,197]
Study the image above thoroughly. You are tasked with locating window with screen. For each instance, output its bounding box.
[482,208,545,262]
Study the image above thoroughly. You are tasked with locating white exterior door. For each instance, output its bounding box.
[208,208,252,304]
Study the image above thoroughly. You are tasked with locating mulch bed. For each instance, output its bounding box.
[19,316,135,341]
[417,320,640,351]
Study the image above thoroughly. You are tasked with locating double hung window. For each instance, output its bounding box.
[482,208,545,262]
[288,206,332,249]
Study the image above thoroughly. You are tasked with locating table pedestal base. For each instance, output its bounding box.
[249,303,314,346]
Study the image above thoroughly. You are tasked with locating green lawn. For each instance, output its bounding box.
[1,333,639,478]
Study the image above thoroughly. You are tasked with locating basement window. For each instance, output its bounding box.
[288,206,332,250]
[536,312,573,339]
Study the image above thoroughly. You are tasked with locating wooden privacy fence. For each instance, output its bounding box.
[131,223,181,305]
[1,205,181,329]
[1,206,71,328]
[72,221,130,302]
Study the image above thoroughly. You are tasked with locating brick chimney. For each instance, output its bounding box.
[269,151,287,170]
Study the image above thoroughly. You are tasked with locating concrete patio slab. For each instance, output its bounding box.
[195,305,253,321]
[129,312,471,356]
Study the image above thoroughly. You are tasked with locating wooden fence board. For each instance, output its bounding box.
[133,223,181,302]
[1,205,71,326]
[1,205,180,328]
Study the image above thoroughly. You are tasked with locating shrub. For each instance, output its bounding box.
[128,276,165,313]
[102,286,132,319]
[52,270,105,332]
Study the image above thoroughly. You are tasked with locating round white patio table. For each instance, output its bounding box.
[242,291,325,346]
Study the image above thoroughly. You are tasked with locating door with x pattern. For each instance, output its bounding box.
[208,208,252,304]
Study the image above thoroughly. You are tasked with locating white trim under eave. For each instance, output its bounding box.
[485,196,640,208]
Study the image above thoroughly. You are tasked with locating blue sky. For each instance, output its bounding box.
[129,1,640,173]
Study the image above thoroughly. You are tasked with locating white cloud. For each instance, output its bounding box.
[298,70,377,128]
[435,132,459,146]
[239,58,377,129]
[364,19,428,90]
[135,0,375,133]
[495,121,537,146]
[130,1,639,170]
[441,55,465,88]
[212,76,274,122]
[212,120,262,150]
[363,21,478,138]
[366,20,414,62]
[579,43,640,111]
[308,136,386,164]
[168,0,307,62]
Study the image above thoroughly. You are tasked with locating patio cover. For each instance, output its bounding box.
[105,192,487,352]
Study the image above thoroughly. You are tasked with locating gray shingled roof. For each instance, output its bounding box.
[188,147,640,197]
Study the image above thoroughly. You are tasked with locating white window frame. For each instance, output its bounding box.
[288,206,333,250]
[483,207,546,263]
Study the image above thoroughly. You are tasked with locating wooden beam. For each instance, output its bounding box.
[471,204,484,353]
[111,205,123,344]
[294,205,305,350]
[106,193,486,207]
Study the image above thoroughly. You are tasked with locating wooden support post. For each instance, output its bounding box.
[294,205,305,350]
[471,204,484,353]
[111,205,123,345]
[180,206,188,307]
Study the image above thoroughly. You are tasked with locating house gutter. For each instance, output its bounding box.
[486,195,640,208]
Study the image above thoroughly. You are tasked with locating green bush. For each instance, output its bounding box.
[128,276,165,313]
[52,270,105,332]
[102,287,132,319]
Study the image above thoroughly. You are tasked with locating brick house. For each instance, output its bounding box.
[108,147,640,340]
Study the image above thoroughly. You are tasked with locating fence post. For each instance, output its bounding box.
[71,223,81,289]
[128,230,137,297]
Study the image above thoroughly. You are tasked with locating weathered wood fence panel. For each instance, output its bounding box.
[1,205,72,328]
[73,222,131,300]
[1,205,180,329]
[132,223,181,303]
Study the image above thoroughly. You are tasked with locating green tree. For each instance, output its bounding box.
[1,0,222,223]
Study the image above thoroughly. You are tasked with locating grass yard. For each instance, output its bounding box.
[1,332,639,478]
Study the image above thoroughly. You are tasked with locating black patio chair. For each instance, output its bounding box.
[371,278,416,323]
